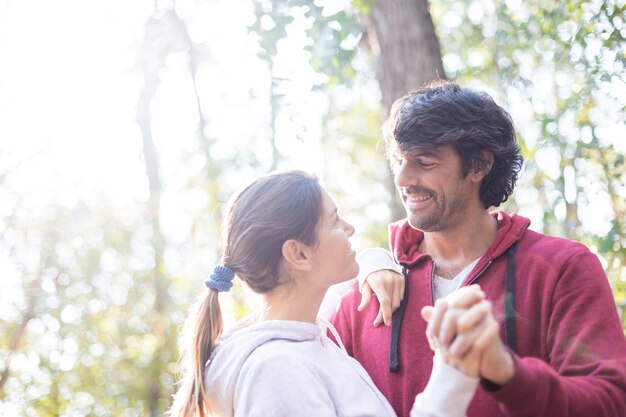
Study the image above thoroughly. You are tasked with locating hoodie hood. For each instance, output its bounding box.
[388,210,531,266]
[204,319,321,415]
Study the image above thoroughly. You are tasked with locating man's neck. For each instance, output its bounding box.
[420,210,498,279]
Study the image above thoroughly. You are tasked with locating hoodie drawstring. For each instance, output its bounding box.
[388,243,519,372]
[504,242,518,352]
[389,267,409,372]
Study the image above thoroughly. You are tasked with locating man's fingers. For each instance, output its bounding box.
[358,282,373,312]
[446,284,485,309]
[457,300,493,333]
[447,300,494,357]
[448,318,487,358]
[473,318,500,351]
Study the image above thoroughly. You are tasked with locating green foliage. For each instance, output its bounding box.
[304,6,361,86]
[352,0,376,16]
[249,1,294,61]
[249,0,362,87]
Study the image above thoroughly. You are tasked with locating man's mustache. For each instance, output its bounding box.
[401,186,435,198]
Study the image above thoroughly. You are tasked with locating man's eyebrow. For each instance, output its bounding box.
[404,148,442,159]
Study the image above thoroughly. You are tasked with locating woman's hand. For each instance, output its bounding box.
[358,270,405,326]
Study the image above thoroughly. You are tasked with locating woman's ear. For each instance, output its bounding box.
[282,239,312,272]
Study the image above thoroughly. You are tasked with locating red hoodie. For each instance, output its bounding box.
[330,211,626,417]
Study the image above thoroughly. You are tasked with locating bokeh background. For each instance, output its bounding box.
[0,0,624,415]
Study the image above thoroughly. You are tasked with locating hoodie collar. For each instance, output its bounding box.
[389,211,530,266]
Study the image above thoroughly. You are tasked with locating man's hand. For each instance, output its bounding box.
[358,270,404,327]
[421,285,515,385]
[421,285,486,351]
[473,323,515,385]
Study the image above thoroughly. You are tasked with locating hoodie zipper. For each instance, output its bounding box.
[466,259,493,286]
[430,261,436,305]
[430,258,493,301]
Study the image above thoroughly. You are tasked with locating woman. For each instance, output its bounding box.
[167,170,490,417]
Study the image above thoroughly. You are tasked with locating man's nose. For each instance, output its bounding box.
[394,160,418,189]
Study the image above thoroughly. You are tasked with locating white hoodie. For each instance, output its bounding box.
[205,319,477,417]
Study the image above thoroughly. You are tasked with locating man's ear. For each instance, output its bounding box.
[470,150,494,181]
[282,239,312,272]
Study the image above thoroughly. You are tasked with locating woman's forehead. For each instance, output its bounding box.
[320,188,337,213]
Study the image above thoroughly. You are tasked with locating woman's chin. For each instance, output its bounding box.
[347,262,360,280]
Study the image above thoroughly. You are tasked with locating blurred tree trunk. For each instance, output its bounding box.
[367,0,446,111]
[136,10,173,417]
[365,0,446,221]
[137,85,169,417]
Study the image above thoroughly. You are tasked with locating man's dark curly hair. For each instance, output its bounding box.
[382,80,524,208]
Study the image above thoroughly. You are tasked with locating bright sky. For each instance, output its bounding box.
[0,0,151,206]
[0,0,329,207]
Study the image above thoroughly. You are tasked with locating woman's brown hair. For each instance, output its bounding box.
[167,170,323,417]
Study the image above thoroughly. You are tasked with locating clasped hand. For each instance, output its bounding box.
[360,273,514,384]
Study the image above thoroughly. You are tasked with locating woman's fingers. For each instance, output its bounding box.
[365,270,404,326]
[438,307,464,350]
[425,297,449,351]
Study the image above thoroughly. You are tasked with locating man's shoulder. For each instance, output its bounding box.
[520,228,591,257]
[516,229,599,273]
[334,282,363,312]
[330,282,380,329]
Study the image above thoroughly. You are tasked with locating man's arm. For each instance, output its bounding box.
[437,249,626,417]
[484,248,626,416]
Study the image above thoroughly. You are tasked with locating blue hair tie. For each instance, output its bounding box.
[204,265,235,292]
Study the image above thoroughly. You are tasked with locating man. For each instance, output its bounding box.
[329,80,626,417]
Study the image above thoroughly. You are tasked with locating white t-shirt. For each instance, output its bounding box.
[433,258,480,301]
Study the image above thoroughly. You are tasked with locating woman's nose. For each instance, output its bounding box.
[344,220,355,237]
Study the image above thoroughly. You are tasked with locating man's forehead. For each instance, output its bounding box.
[398,145,447,158]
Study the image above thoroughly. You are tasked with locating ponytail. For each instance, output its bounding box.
[167,289,223,417]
